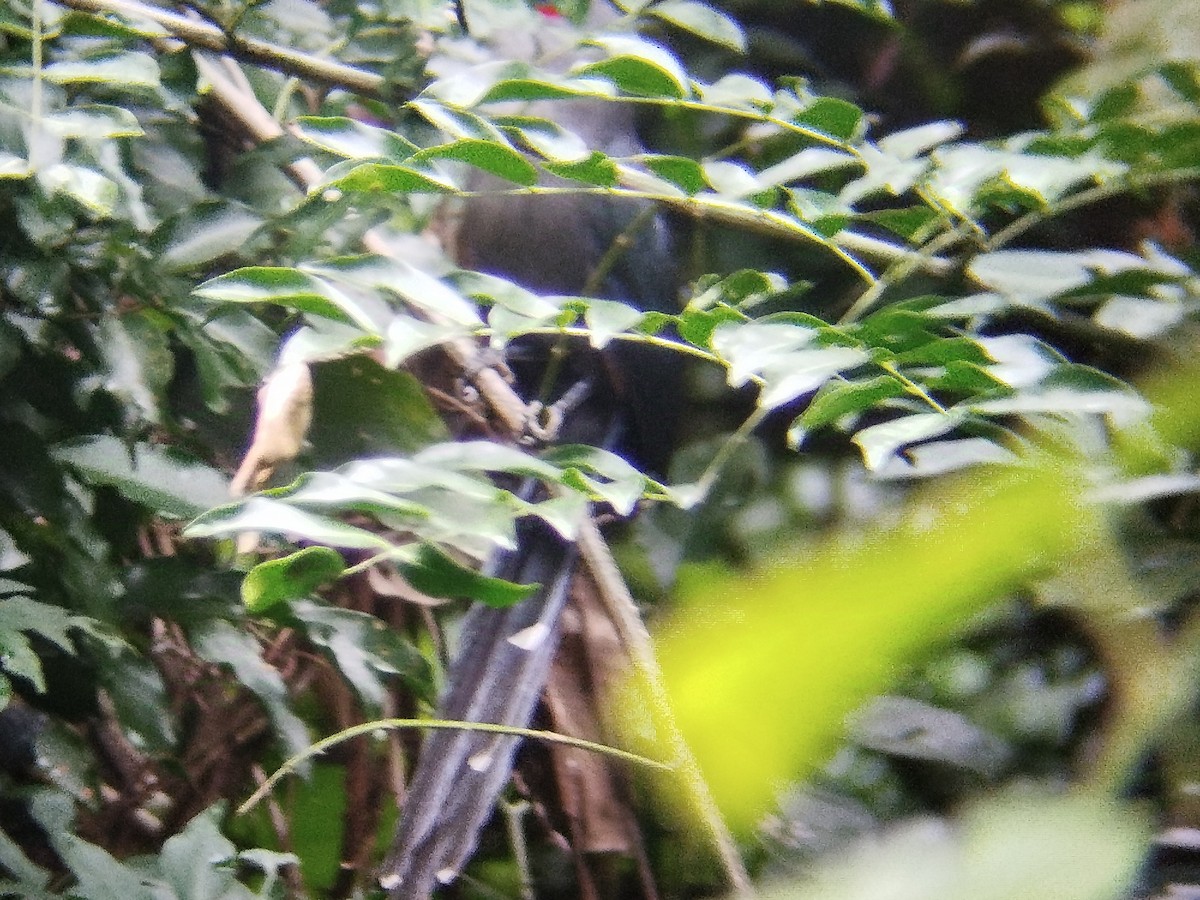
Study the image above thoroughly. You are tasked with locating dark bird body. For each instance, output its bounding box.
[379,10,681,896]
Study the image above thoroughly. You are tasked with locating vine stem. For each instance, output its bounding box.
[236,718,671,817]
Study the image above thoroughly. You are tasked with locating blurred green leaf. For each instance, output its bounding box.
[292,116,417,161]
[402,544,538,608]
[194,266,383,332]
[41,52,159,88]
[185,497,393,550]
[52,436,230,519]
[763,793,1146,900]
[290,599,433,708]
[655,462,1095,828]
[192,620,309,758]
[242,547,345,613]
[648,0,746,51]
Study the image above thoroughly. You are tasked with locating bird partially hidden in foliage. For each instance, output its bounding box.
[377,6,682,898]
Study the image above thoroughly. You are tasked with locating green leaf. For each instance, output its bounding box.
[699,73,773,109]
[292,116,417,161]
[303,255,483,326]
[578,35,691,99]
[482,74,618,105]
[41,52,160,87]
[583,298,644,348]
[413,139,538,186]
[648,0,746,51]
[761,793,1145,900]
[970,365,1149,419]
[40,105,143,139]
[414,441,563,481]
[403,543,539,608]
[543,151,620,187]
[968,248,1158,304]
[156,203,264,272]
[410,98,508,143]
[642,154,707,195]
[158,807,242,900]
[500,115,591,163]
[192,620,309,758]
[853,412,963,470]
[319,162,457,195]
[794,97,864,140]
[56,835,168,897]
[658,463,1095,827]
[37,164,117,217]
[275,472,427,519]
[52,435,229,519]
[308,356,450,464]
[194,266,383,332]
[185,497,393,551]
[290,600,432,707]
[96,647,177,753]
[790,375,907,444]
[242,547,345,613]
[543,445,647,516]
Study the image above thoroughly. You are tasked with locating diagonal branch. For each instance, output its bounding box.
[53,0,394,99]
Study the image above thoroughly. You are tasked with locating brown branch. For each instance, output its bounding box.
[52,0,395,100]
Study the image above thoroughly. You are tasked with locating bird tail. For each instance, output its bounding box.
[379,515,578,898]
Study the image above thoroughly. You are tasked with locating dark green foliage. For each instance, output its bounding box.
[0,0,1197,897]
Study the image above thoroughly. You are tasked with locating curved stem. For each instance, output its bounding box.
[237,717,671,816]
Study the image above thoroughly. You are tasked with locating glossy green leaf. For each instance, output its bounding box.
[583,298,644,348]
[853,411,964,470]
[242,547,345,613]
[648,0,746,51]
[185,497,393,551]
[38,164,117,217]
[157,203,264,272]
[41,105,143,139]
[482,74,618,104]
[543,151,621,186]
[642,155,707,195]
[970,365,1149,419]
[319,162,457,195]
[544,445,647,516]
[292,116,417,161]
[194,266,382,332]
[791,375,907,444]
[304,254,483,326]
[42,52,159,87]
[578,35,691,99]
[968,248,1171,304]
[52,435,230,519]
[308,356,449,464]
[413,139,538,186]
[410,98,508,143]
[402,543,538,608]
[414,441,563,481]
